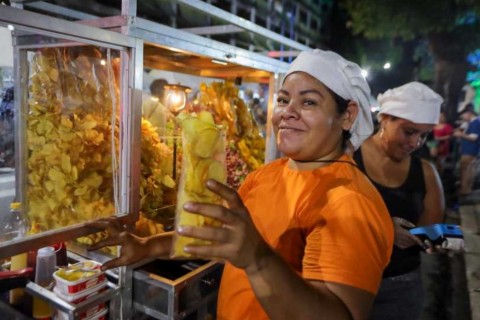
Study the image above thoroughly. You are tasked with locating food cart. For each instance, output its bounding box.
[0,1,305,318]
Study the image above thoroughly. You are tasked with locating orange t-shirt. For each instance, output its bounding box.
[217,155,393,320]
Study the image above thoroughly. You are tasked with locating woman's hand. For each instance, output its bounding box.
[392,217,425,249]
[177,179,273,275]
[87,217,150,270]
[423,239,447,255]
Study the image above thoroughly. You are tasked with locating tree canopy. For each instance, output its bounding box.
[341,0,480,61]
[339,0,480,120]
[341,0,480,41]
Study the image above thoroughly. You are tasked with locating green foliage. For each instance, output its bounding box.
[339,0,480,81]
[341,0,471,39]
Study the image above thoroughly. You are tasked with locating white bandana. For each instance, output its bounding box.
[377,82,443,124]
[285,49,373,151]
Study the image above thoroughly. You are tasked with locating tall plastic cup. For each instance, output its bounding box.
[33,246,56,319]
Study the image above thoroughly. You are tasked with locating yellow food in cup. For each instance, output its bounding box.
[171,111,226,257]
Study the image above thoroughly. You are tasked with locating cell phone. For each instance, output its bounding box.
[408,224,464,251]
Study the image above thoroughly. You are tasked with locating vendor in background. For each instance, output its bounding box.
[142,78,169,136]
[453,104,480,199]
[89,49,394,320]
[353,82,445,320]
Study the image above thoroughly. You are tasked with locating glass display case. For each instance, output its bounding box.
[0,4,140,260]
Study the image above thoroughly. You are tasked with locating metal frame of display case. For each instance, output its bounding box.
[1,1,310,319]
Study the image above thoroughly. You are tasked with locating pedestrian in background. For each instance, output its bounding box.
[453,104,480,201]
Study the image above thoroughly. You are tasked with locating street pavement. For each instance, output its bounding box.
[458,200,480,320]
[420,210,472,320]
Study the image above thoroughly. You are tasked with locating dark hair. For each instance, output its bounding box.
[327,88,351,149]
[460,103,476,116]
[150,79,168,98]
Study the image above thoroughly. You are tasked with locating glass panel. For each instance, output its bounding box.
[0,29,124,244]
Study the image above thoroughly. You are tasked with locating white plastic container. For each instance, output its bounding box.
[53,260,105,294]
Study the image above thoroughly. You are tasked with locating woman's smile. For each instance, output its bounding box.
[278,124,304,132]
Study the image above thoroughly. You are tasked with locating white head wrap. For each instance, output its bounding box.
[377,82,443,124]
[284,49,373,151]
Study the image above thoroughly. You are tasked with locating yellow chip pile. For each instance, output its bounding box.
[27,47,117,231]
[27,47,177,242]
[198,81,265,171]
[139,118,176,222]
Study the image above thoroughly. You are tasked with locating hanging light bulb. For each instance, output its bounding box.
[164,84,191,116]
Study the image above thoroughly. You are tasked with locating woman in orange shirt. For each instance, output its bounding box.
[90,50,394,320]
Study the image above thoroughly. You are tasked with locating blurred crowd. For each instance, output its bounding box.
[411,102,480,208]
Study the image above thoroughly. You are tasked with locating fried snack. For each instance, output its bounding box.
[171,111,226,258]
[26,47,117,231]
[197,81,265,174]
[27,48,175,236]
[139,119,176,222]
[135,213,165,237]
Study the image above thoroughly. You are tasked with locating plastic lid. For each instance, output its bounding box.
[37,246,55,257]
[10,202,21,210]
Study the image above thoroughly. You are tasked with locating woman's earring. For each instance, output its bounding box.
[380,127,384,139]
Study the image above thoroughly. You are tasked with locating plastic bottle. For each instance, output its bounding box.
[5,202,29,306]
[0,202,28,241]
[32,246,56,320]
